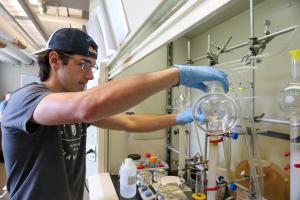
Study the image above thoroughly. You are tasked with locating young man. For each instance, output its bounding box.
[1,28,229,200]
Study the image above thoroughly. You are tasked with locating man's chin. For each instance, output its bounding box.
[70,86,85,92]
[78,83,86,90]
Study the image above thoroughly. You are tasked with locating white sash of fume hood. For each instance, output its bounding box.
[88,0,129,63]
[108,0,232,79]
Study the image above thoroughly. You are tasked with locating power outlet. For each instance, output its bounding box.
[87,144,96,162]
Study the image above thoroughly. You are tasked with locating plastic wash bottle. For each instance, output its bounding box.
[120,158,137,198]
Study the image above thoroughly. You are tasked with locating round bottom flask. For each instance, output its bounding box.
[279,82,300,116]
[279,49,300,116]
[192,81,238,134]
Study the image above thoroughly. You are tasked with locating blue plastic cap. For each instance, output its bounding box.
[218,176,225,182]
[231,132,239,140]
[228,183,237,191]
[141,186,148,191]
[144,190,152,197]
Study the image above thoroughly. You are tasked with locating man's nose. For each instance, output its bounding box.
[85,69,94,80]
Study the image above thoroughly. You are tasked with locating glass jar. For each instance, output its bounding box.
[136,171,153,186]
[153,169,168,183]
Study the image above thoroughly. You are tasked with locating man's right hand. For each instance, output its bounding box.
[174,65,229,92]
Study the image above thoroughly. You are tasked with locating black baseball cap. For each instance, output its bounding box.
[32,28,98,59]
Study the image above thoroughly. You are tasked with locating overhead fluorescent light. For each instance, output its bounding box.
[1,43,33,64]
[0,0,46,48]
[0,50,19,64]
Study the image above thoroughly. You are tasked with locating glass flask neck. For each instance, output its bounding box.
[174,86,190,112]
[291,57,300,81]
[207,81,224,93]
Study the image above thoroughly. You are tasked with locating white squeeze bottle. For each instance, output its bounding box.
[120,158,137,198]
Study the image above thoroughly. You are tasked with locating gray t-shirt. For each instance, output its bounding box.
[1,83,87,200]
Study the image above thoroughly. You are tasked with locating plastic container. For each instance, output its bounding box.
[120,158,137,198]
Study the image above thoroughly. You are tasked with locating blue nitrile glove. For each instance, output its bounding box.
[174,65,229,92]
[176,108,193,125]
[194,106,207,123]
[176,107,207,125]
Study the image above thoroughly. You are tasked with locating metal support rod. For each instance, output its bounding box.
[167,145,179,154]
[204,134,208,165]
[217,36,232,55]
[228,25,297,53]
[183,25,297,64]
[257,26,297,42]
[250,0,254,38]
[166,42,174,171]
[249,59,256,197]
[167,145,190,159]
[231,176,250,184]
[208,34,211,52]
[187,40,191,61]
[186,39,192,158]
[257,118,290,125]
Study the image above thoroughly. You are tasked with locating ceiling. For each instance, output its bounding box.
[25,0,89,43]
[0,0,90,64]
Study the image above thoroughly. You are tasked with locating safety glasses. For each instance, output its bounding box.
[61,52,99,73]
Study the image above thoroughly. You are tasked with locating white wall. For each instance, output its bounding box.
[181,0,300,177]
[0,63,39,97]
[0,62,39,188]
[108,46,167,174]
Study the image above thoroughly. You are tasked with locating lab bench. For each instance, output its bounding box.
[110,174,143,200]
[88,173,143,200]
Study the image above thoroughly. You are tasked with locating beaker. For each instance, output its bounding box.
[279,49,300,117]
[192,81,238,134]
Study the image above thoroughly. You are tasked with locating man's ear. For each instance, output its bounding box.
[49,51,60,70]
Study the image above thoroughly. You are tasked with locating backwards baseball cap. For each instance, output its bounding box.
[32,28,98,59]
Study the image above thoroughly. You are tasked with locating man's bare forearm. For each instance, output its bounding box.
[81,68,179,122]
[93,113,177,132]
